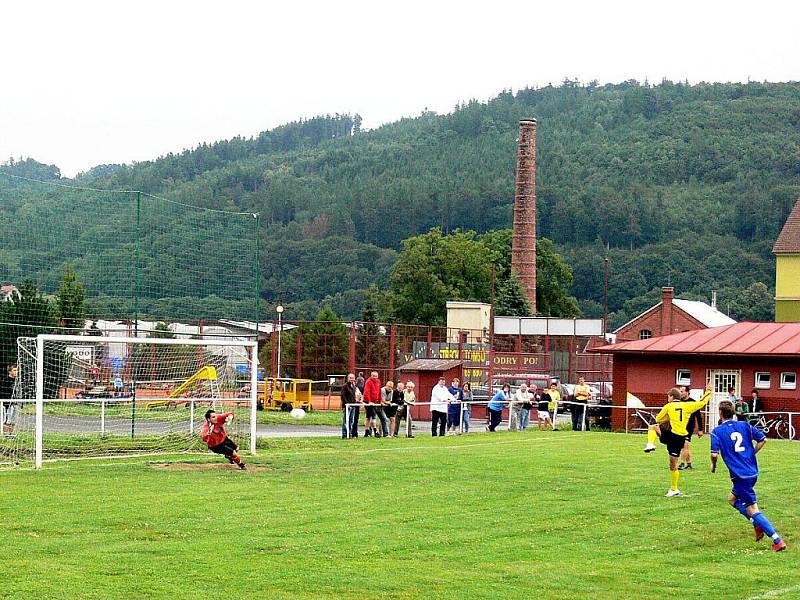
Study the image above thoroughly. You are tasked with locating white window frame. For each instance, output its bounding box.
[754,372,771,390]
[780,372,797,390]
[675,369,691,386]
[639,329,652,340]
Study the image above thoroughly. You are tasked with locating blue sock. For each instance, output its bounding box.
[733,500,751,520]
[751,512,778,538]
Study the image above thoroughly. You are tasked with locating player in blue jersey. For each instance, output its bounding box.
[710,400,786,552]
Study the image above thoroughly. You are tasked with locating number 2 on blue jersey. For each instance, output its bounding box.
[730,431,745,452]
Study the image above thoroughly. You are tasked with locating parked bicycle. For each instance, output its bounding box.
[749,412,797,441]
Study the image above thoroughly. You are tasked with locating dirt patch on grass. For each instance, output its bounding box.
[149,462,266,472]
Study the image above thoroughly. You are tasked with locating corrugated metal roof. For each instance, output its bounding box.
[773,197,800,254]
[398,359,464,371]
[592,322,800,355]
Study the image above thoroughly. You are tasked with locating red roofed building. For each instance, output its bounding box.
[614,287,735,342]
[592,322,800,436]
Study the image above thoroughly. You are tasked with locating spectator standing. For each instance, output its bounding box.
[727,387,745,421]
[2,364,17,436]
[430,376,455,437]
[382,381,397,436]
[748,389,763,423]
[513,383,532,431]
[363,371,387,437]
[395,381,416,437]
[90,363,100,386]
[520,384,539,431]
[389,381,406,437]
[340,373,359,439]
[544,382,561,431]
[572,376,592,431]
[356,372,366,395]
[678,385,704,470]
[461,382,473,434]
[487,384,510,432]
[536,384,554,430]
[446,377,464,435]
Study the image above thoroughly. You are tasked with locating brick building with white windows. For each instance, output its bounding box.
[592,321,800,434]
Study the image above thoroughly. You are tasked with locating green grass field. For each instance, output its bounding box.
[1,431,798,599]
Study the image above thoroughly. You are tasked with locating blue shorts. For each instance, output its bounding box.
[447,410,460,427]
[731,476,758,507]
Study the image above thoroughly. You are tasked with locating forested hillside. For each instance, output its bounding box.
[2,80,799,327]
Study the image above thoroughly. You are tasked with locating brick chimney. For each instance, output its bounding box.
[660,287,674,336]
[511,119,537,313]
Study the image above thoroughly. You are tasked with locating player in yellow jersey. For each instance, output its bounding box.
[643,384,711,497]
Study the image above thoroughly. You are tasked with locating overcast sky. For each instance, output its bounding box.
[1,0,798,177]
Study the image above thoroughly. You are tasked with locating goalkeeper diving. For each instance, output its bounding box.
[201,409,247,470]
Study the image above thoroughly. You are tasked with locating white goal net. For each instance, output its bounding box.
[1,334,257,468]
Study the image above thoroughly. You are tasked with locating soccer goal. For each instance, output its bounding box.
[1,334,258,469]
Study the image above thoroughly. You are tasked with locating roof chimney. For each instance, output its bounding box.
[660,287,674,336]
[511,119,537,313]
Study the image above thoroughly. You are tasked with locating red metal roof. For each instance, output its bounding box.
[773,197,800,254]
[592,322,800,356]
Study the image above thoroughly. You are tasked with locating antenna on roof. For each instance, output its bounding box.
[711,290,718,310]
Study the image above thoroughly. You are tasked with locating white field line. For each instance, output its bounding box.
[744,584,800,600]
[25,433,583,472]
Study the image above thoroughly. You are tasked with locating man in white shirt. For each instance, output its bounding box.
[430,376,455,437]
[510,383,531,431]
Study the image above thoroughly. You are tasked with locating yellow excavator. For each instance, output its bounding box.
[144,366,220,410]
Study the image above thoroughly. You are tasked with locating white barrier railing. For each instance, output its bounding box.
[343,397,598,438]
[620,404,798,441]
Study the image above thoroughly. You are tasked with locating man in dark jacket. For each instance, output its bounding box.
[340,373,359,439]
[678,385,704,470]
[1,364,17,436]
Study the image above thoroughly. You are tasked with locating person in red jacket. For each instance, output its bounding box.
[201,409,246,469]
[362,370,388,437]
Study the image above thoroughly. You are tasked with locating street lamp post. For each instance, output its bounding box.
[276,304,284,378]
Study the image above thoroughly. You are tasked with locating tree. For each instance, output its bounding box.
[389,228,493,325]
[481,230,580,317]
[718,283,775,321]
[494,275,531,317]
[298,307,348,380]
[55,269,86,332]
[535,239,581,317]
[0,280,56,374]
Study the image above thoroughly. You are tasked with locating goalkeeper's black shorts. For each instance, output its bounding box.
[210,438,238,456]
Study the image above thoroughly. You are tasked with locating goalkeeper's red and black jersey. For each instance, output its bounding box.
[201,413,233,448]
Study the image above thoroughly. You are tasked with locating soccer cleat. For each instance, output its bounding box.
[754,525,764,541]
[685,463,693,470]
[678,463,687,470]
[238,463,247,470]
[665,489,682,497]
[644,443,656,453]
[772,539,787,552]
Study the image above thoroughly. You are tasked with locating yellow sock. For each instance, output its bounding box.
[647,429,658,445]
[671,469,680,490]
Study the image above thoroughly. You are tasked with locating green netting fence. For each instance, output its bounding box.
[0,171,260,369]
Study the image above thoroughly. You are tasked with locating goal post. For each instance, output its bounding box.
[4,334,258,469]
